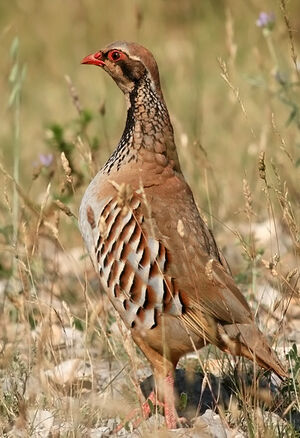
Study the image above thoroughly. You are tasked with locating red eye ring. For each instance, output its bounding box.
[108,50,126,62]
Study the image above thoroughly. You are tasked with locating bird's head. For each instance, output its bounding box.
[81,41,161,95]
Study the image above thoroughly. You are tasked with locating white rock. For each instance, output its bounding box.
[90,426,111,437]
[255,283,279,308]
[251,220,289,253]
[192,410,242,438]
[28,409,54,437]
[44,358,92,386]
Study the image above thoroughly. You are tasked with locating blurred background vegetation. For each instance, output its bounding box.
[0,2,299,202]
[1,1,300,242]
[0,0,299,435]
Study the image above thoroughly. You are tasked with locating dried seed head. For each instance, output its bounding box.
[44,220,59,239]
[110,181,133,216]
[262,253,280,277]
[243,178,254,218]
[61,152,72,185]
[258,151,267,181]
[271,159,281,185]
[55,199,76,218]
[286,268,298,283]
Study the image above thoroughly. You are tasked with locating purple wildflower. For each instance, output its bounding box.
[256,12,275,30]
[39,153,53,167]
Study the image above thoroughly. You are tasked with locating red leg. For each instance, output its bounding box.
[114,372,178,432]
[114,390,163,432]
[141,390,164,418]
[162,372,177,429]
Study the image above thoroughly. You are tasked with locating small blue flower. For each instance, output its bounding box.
[256,12,275,30]
[39,153,53,167]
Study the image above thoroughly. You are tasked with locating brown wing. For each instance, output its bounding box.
[142,177,254,326]
[140,177,286,376]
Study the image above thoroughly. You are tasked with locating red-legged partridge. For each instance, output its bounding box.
[79,41,286,429]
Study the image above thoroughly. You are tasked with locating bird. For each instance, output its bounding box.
[79,41,287,429]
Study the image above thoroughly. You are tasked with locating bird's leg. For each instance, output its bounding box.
[141,372,185,429]
[114,373,178,432]
[161,372,177,429]
[114,390,164,432]
[133,372,179,429]
[140,389,163,418]
[116,333,182,430]
[132,389,164,428]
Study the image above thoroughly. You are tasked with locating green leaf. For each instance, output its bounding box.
[47,123,73,154]
[179,392,188,410]
[91,136,100,150]
[73,317,84,331]
[124,421,131,432]
[286,107,298,127]
[9,64,18,83]
[10,37,19,59]
[28,313,37,330]
[147,398,154,414]
[0,263,12,279]
[234,272,249,285]
[48,123,64,142]
[79,109,93,126]
[0,225,13,242]
[8,83,20,107]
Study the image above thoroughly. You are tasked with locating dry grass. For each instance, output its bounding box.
[0,0,299,436]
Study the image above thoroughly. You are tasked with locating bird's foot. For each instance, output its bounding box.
[114,390,163,433]
[114,389,186,432]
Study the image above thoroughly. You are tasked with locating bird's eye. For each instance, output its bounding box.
[108,50,124,62]
[111,51,120,60]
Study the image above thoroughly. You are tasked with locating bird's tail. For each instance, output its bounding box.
[220,322,287,378]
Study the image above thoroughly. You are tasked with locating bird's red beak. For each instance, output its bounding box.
[81,51,105,67]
